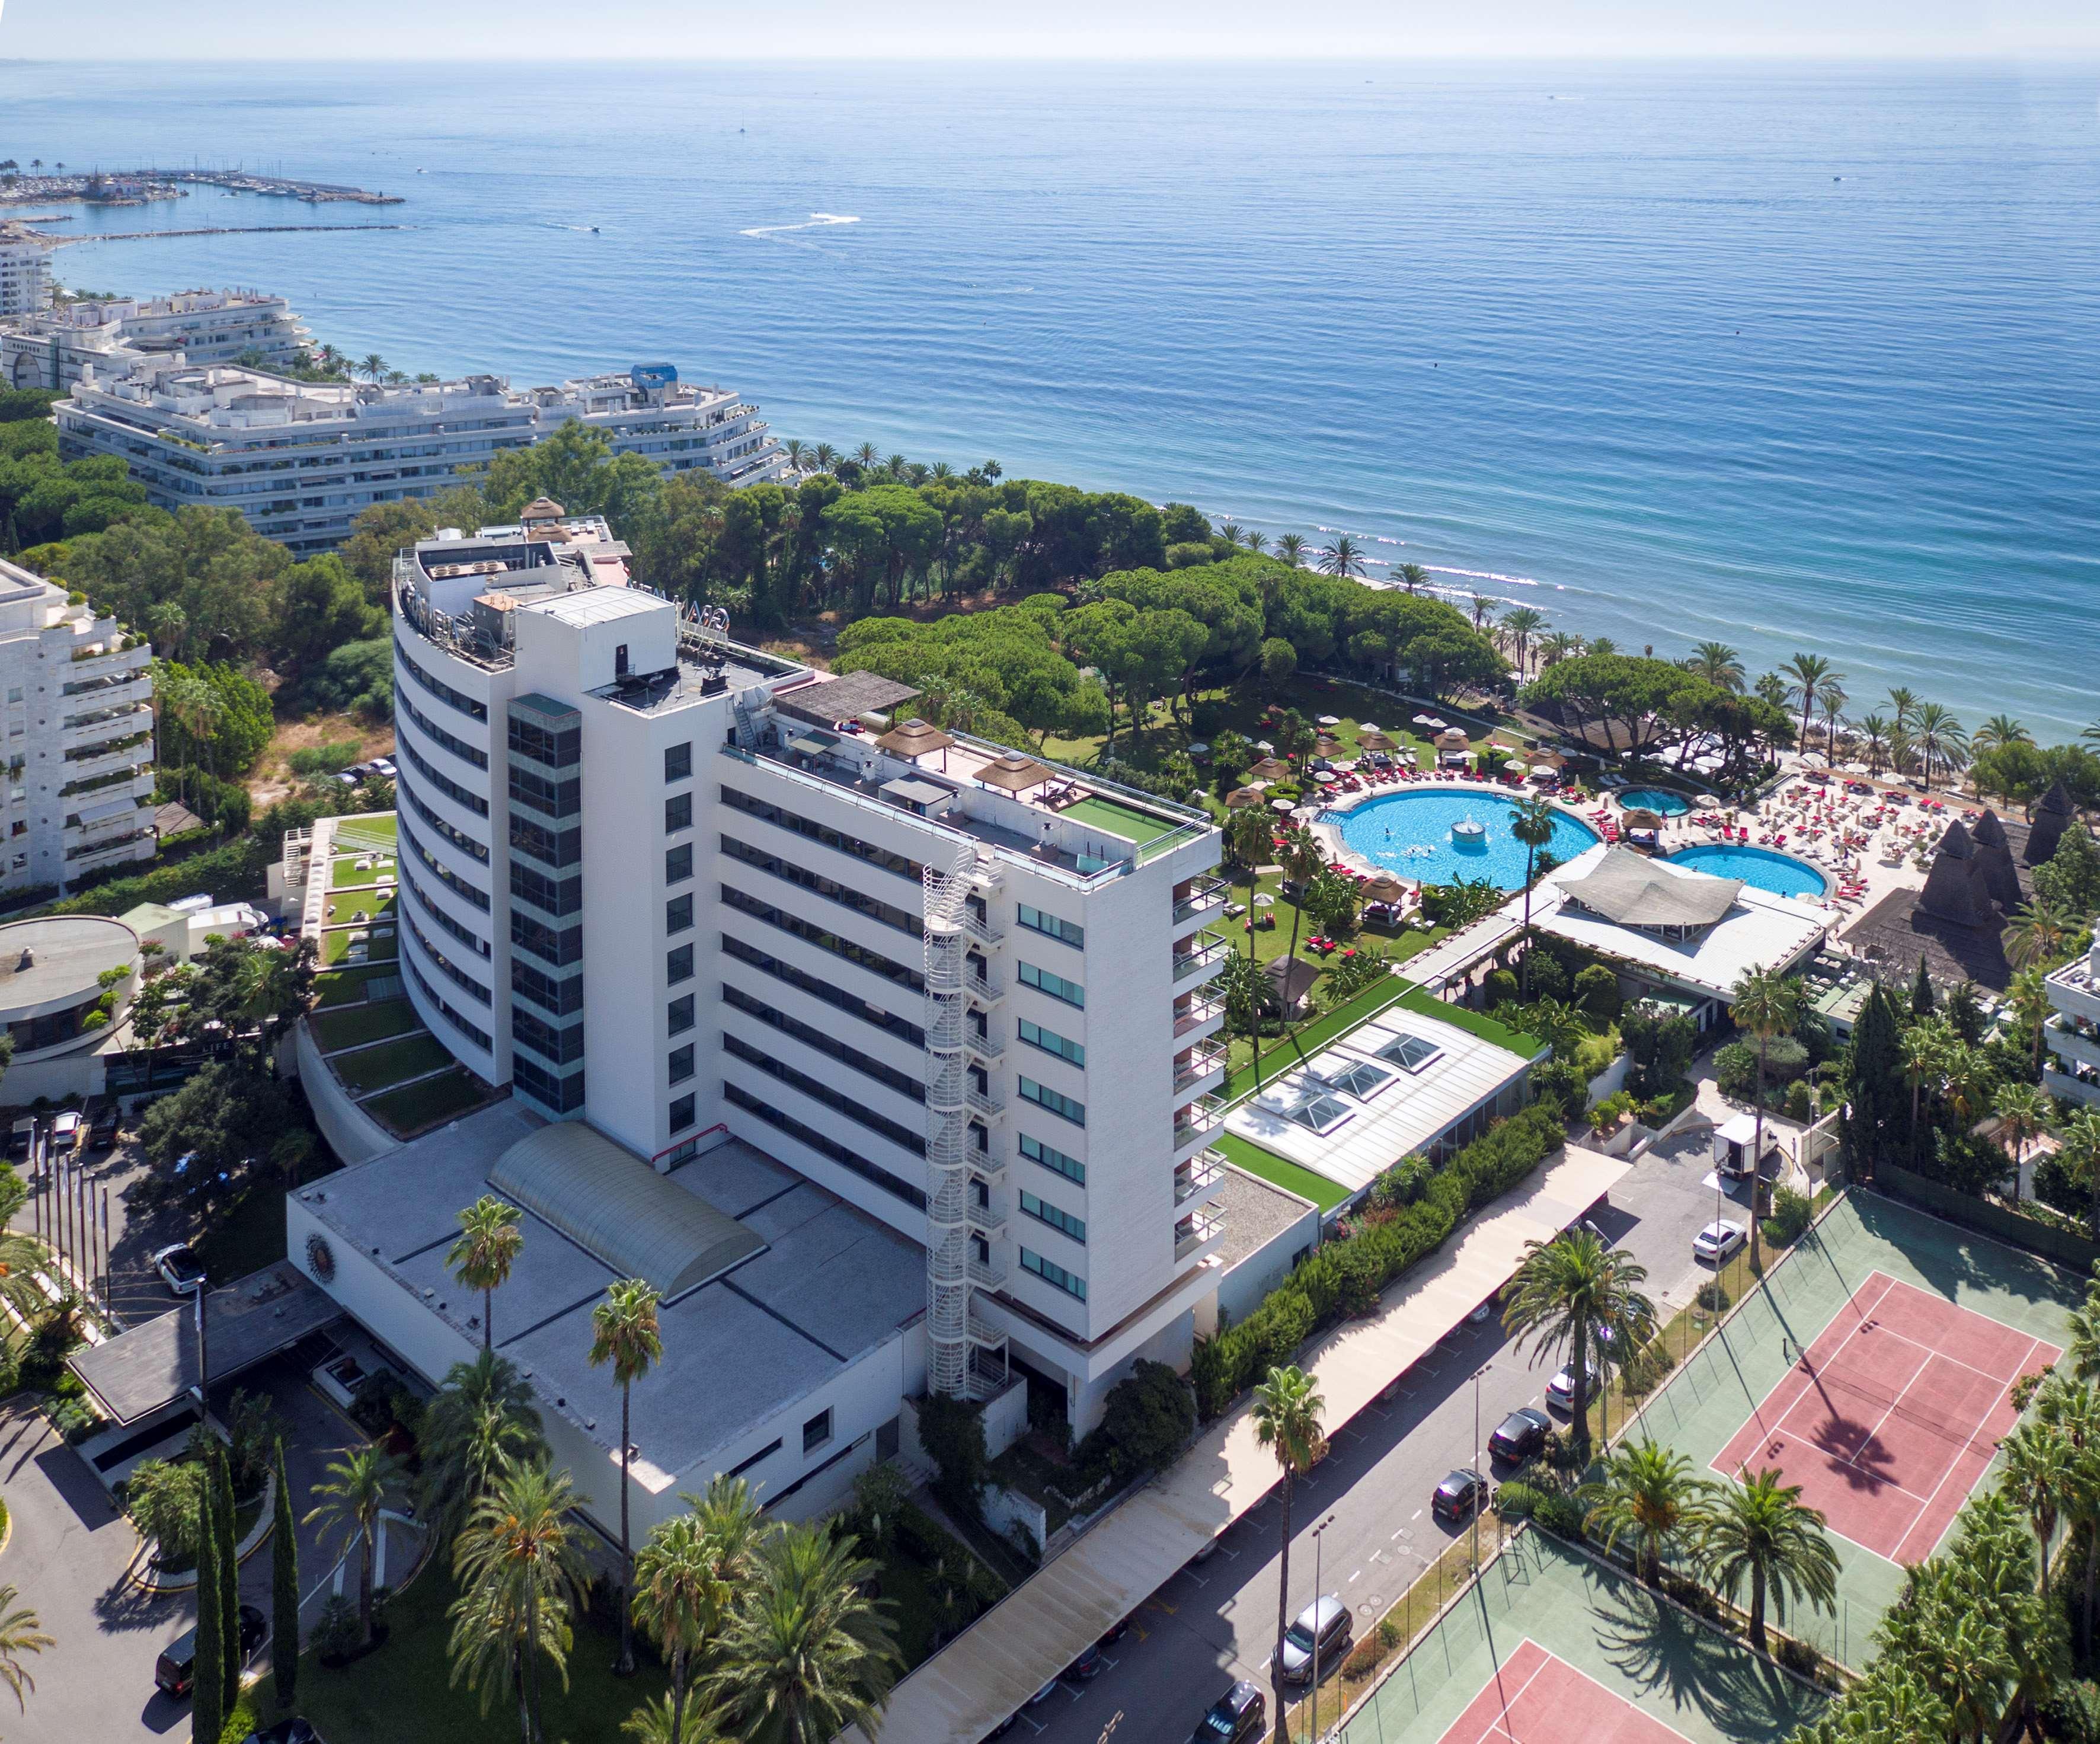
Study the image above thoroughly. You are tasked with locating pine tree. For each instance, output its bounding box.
[1912,954,1935,1017]
[193,1474,225,1744]
[271,1439,299,1710]
[1842,983,1903,1182]
[214,1445,240,1713]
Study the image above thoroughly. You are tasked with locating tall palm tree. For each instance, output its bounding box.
[1225,803,1273,954]
[702,1521,898,1744]
[305,1443,405,1648]
[883,453,907,479]
[451,1459,592,1744]
[1686,641,1746,691]
[418,1349,546,1544]
[1276,533,1307,569]
[1854,713,1891,777]
[1503,1232,1654,1461]
[1251,1366,1325,1744]
[1277,824,1327,1033]
[1780,654,1836,756]
[1993,1082,2054,1176]
[1500,606,1545,675]
[1243,529,1268,554]
[0,1585,52,1726]
[1696,1467,1840,1652]
[1398,562,1428,594]
[1511,795,1559,999]
[590,1277,664,1676]
[1587,637,1618,657]
[852,443,878,469]
[624,1691,727,1743]
[1898,1020,1949,1168]
[1816,679,1847,759]
[1538,631,1583,669]
[1582,1440,1707,1586]
[1730,966,1802,1272]
[2004,895,2076,972]
[1316,536,1365,582]
[2000,1420,2073,1592]
[635,1475,770,1744]
[811,442,838,472]
[2062,1110,2100,1245]
[449,1195,525,1350]
[2035,1376,2100,1655]
[781,437,804,472]
[1912,702,1968,790]
[1217,521,1245,546]
[1469,595,1494,632]
[358,353,390,384]
[1885,686,1919,734]
[1973,714,2032,757]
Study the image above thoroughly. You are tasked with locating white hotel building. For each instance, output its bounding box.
[2,288,311,393]
[286,501,1242,1532]
[55,360,790,553]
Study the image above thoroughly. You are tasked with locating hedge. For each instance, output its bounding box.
[1190,1101,1565,1417]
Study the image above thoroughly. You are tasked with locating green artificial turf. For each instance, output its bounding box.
[1214,1132,1350,1212]
[362,1069,491,1136]
[332,1032,455,1094]
[311,999,423,1052]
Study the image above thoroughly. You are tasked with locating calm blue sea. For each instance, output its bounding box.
[4,59,2096,736]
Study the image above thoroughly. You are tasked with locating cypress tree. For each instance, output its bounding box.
[193,1473,225,1744]
[1842,982,1903,1182]
[215,1445,241,1712]
[1911,953,1935,1017]
[271,1438,299,1710]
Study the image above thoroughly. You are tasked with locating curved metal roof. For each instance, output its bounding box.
[489,1125,765,1300]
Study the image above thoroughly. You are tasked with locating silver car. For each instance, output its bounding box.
[1276,1593,1350,1684]
[1693,1221,1747,1264]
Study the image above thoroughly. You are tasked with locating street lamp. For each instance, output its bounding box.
[1472,1362,1493,1569]
[1309,1510,1338,1741]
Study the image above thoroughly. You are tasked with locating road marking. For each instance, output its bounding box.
[1098,1655,1119,1670]
[1348,1567,1363,1583]
[1097,1715,1123,1744]
[1017,1708,1047,1733]
[1148,1597,1178,1616]
[1129,1621,1149,1643]
[1410,1510,1423,1521]
[1184,1570,1209,1588]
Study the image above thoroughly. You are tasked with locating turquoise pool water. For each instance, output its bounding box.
[1667,844,1829,899]
[1616,788,1693,817]
[1329,791,1600,890]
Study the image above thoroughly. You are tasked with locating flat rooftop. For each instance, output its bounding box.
[299,1104,925,1491]
[1225,1005,1536,1192]
[0,913,138,1014]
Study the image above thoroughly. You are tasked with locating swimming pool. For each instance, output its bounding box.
[1329,790,1600,889]
[1666,844,1829,900]
[1616,788,1693,817]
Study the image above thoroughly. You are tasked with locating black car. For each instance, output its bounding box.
[156,1604,267,1698]
[244,1723,325,1744]
[1488,1406,1552,1465]
[1098,1616,1130,1648]
[1066,1643,1104,1682]
[1191,1679,1266,1744]
[1431,1468,1487,1525]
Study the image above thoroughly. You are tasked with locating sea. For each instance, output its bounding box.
[5,59,2096,738]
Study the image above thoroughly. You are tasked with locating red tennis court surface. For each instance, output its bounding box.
[1712,1271,2059,1565]
[1435,1639,1690,1743]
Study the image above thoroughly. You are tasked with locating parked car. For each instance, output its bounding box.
[7,1116,31,1158]
[1191,1681,1266,1743]
[49,1110,83,1152]
[243,1723,325,1744]
[1432,1468,1488,1524]
[89,1104,120,1149]
[1066,1643,1104,1682]
[1693,1221,1747,1264]
[152,1243,207,1296]
[1547,1356,1603,1413]
[1488,1407,1552,1465]
[1098,1616,1130,1647]
[1025,1676,1060,1708]
[1276,1593,1351,1684]
[156,1605,266,1698]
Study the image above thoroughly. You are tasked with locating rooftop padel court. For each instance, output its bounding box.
[1712,1271,2059,1564]
[1435,1639,1693,1744]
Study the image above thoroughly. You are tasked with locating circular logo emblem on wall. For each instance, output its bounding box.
[305,1232,336,1283]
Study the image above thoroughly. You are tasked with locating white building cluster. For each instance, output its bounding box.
[2,287,311,392]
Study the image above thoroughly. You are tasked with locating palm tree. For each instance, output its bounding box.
[1217,522,1244,546]
[781,437,804,472]
[1885,686,1919,734]
[1685,641,1746,692]
[1538,631,1583,669]
[2000,1420,2074,1592]
[1502,1231,1652,1464]
[1780,654,1836,756]
[1277,824,1327,1039]
[1243,530,1268,554]
[1898,1020,1948,1168]
[590,1277,664,1676]
[305,1443,405,1648]
[1316,536,1365,582]
[1912,702,1968,790]
[1251,1366,1325,1744]
[1696,1467,1840,1652]
[1225,802,1273,954]
[1276,533,1307,569]
[1500,606,1545,675]
[1816,678,1846,759]
[1469,594,1494,632]
[1730,966,1801,1271]
[2062,1110,2100,1244]
[449,1195,525,1350]
[451,1459,592,1744]
[852,443,878,469]
[1854,713,1891,777]
[1587,637,1618,657]
[358,353,390,383]
[624,1691,727,1743]
[1582,1440,1707,1586]
[883,452,907,479]
[1993,1082,2053,1176]
[1398,562,1428,594]
[0,1585,52,1726]
[1511,796,1559,999]
[1973,714,2031,757]
[634,1476,770,1744]
[2004,895,2076,972]
[418,1349,546,1544]
[811,442,838,472]
[702,1522,898,1744]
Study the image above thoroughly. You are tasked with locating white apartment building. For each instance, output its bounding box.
[0,235,52,320]
[56,359,791,553]
[0,558,156,896]
[2,288,311,392]
[2046,939,2100,1110]
[376,500,1232,1431]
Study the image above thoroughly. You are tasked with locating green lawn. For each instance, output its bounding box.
[1057,793,1193,860]
[330,813,398,852]
[1214,1132,1350,1212]
[1387,983,1544,1058]
[312,964,401,1008]
[363,1068,491,1136]
[1223,975,1415,1098]
[321,925,399,966]
[311,999,423,1052]
[330,852,398,890]
[322,890,397,926]
[333,1031,456,1094]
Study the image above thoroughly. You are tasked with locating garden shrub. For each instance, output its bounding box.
[1532,1491,1587,1538]
[1524,953,1568,1002]
[1760,1036,1810,1082]
[1482,968,1519,1007]
[1714,1042,1759,1099]
[916,1392,990,1516]
[1574,963,1622,1025]
[1775,1637,1824,1681]
[1343,1637,1383,1679]
[1530,1058,1586,1119]
[1494,1480,1545,1519]
[1622,1000,1696,1099]
[219,1703,262,1744]
[1075,1359,1195,1484]
[1784,1079,1815,1122]
[1377,1617,1402,1652]
[1696,1280,1733,1313]
[1764,1184,1814,1247]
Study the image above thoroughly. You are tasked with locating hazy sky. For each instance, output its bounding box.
[1,0,2096,59]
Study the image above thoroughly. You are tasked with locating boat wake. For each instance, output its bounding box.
[740,212,862,239]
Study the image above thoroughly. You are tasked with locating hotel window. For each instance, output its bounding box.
[670,1093,696,1133]
[1017,905,1083,948]
[1019,1190,1086,1244]
[1020,1131,1085,1185]
[1018,1076,1085,1127]
[666,893,693,934]
[666,842,693,884]
[667,943,694,985]
[1020,1248,1086,1301]
[803,1407,833,1454]
[669,993,695,1034]
[664,742,692,783]
[1018,1018,1084,1066]
[1018,962,1084,1008]
[669,1043,694,1084]
[665,793,692,833]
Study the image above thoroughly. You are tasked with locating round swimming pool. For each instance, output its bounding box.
[1666,843,1828,900]
[1616,788,1693,817]
[1329,790,1599,889]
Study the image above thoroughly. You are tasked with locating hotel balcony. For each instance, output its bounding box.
[1174,991,1227,1042]
[1172,1036,1229,1097]
[2048,953,2100,1028]
[62,704,154,754]
[1172,1093,1226,1159]
[1172,928,1230,986]
[2047,1015,2100,1079]
[1174,1147,1228,1210]
[1172,874,1230,932]
[1174,1206,1226,1266]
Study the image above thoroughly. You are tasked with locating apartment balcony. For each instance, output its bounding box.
[63,732,152,775]
[1174,991,1227,1041]
[2045,1066,2100,1110]
[1172,874,1230,930]
[1173,1037,1229,1097]
[2047,1015,2100,1078]
[62,705,154,754]
[1174,1147,1228,1209]
[1174,1206,1226,1265]
[2049,955,2100,1028]
[60,672,153,710]
[63,646,150,688]
[1172,929,1230,986]
[1172,1093,1226,1158]
[61,765,154,804]
[68,798,151,841]
[66,832,151,869]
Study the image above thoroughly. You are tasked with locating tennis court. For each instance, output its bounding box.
[1712,1271,2059,1564]
[1436,1639,1692,1744]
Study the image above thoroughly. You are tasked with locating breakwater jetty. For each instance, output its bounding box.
[47,222,410,245]
[0,168,402,206]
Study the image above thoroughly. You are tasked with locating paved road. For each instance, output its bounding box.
[1027,1111,1750,1744]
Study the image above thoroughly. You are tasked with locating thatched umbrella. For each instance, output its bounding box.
[1436,727,1471,749]
[976,751,1056,798]
[874,717,955,765]
[1364,873,1408,905]
[1249,756,1292,782]
[1226,786,1265,810]
[1357,730,1395,752]
[1622,807,1663,830]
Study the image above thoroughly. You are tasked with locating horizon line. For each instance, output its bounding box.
[5,49,2100,65]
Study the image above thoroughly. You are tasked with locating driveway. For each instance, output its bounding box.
[1027,1106,1750,1744]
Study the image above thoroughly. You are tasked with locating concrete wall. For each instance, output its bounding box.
[1585,1050,1631,1110]
[1214,1187,1322,1332]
